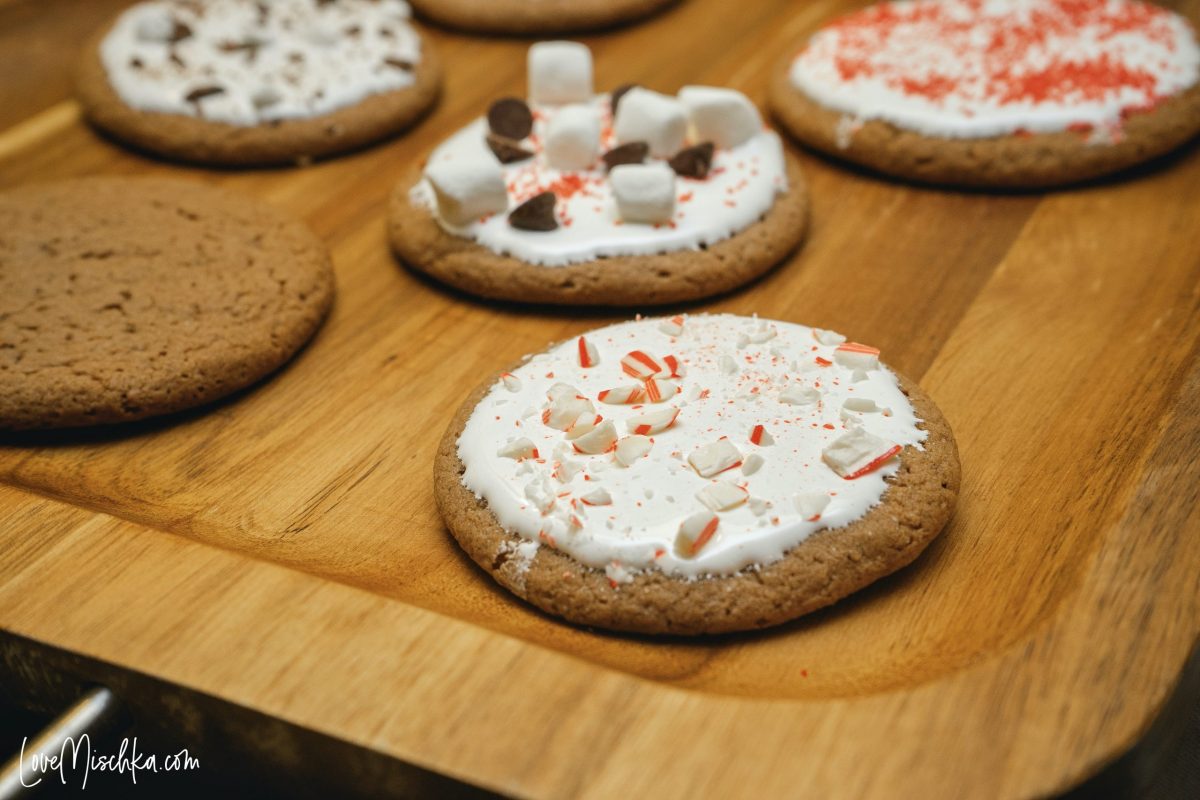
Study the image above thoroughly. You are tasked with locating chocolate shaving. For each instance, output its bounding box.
[185,85,225,103]
[345,25,362,37]
[603,141,649,170]
[487,97,533,140]
[611,83,638,116]
[486,133,533,164]
[508,192,558,232]
[384,57,413,71]
[217,39,265,62]
[669,142,715,179]
[169,52,186,68]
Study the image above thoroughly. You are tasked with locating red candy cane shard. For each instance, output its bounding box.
[845,445,902,479]
[834,342,880,370]
[676,511,720,557]
[749,424,774,446]
[621,350,663,380]
[662,354,686,378]
[598,385,646,404]
[578,336,599,368]
[815,356,832,367]
[627,407,679,436]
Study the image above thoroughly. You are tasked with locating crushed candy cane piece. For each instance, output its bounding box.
[580,488,612,505]
[834,342,880,370]
[852,369,869,383]
[719,354,739,375]
[605,561,634,586]
[598,385,646,404]
[577,336,599,368]
[572,420,618,454]
[688,439,742,478]
[822,428,901,479]
[614,435,653,467]
[498,438,538,460]
[658,315,685,336]
[500,373,522,392]
[643,377,678,403]
[620,350,663,380]
[627,406,679,435]
[742,453,764,475]
[662,354,686,378]
[780,385,821,405]
[749,424,774,446]
[696,480,748,511]
[543,393,594,430]
[524,479,556,512]
[565,411,603,440]
[794,492,831,521]
[813,328,846,346]
[675,511,719,557]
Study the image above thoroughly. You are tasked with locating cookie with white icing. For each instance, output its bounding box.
[769,0,1200,187]
[407,0,678,35]
[390,42,809,306]
[76,0,441,166]
[435,315,959,635]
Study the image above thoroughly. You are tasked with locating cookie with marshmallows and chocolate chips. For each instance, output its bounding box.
[76,0,441,166]
[390,41,809,306]
[407,0,679,35]
[435,314,959,635]
[769,0,1200,188]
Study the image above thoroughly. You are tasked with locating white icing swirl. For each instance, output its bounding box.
[789,0,1200,139]
[457,315,928,580]
[99,0,422,126]
[410,97,789,267]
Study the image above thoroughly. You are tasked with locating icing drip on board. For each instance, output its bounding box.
[457,315,928,580]
[789,0,1200,139]
[100,0,422,126]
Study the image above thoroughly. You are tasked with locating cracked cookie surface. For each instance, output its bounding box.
[0,177,334,431]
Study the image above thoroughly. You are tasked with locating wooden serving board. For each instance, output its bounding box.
[2,0,1199,796]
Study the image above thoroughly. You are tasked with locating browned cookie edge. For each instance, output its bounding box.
[408,0,678,34]
[434,355,960,636]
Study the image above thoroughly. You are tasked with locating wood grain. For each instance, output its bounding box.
[1,0,1199,796]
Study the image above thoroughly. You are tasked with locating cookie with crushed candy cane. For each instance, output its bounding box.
[769,0,1200,187]
[76,0,441,166]
[434,314,959,635]
[390,41,809,306]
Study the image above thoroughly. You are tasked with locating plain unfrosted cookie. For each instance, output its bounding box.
[391,42,809,306]
[407,0,678,34]
[770,0,1200,188]
[76,0,441,166]
[0,177,334,431]
[435,315,960,635]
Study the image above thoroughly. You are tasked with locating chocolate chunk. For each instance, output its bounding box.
[602,141,649,170]
[669,142,715,179]
[509,192,558,232]
[384,57,413,71]
[185,86,225,103]
[611,83,638,116]
[487,97,534,140]
[486,133,533,164]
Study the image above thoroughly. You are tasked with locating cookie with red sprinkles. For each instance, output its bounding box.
[435,314,959,635]
[390,41,809,306]
[770,0,1200,187]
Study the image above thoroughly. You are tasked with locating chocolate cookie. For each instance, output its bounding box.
[770,0,1200,188]
[390,42,809,306]
[434,315,960,635]
[408,0,678,34]
[75,0,441,166]
[0,177,334,431]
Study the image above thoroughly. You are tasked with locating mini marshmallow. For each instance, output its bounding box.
[544,105,600,171]
[613,88,688,157]
[572,420,618,454]
[821,428,900,479]
[497,438,538,460]
[696,481,748,512]
[424,156,508,226]
[688,439,742,478]
[834,342,881,370]
[794,492,831,521]
[528,41,593,105]
[779,385,821,405]
[610,164,676,224]
[676,511,719,557]
[627,407,679,435]
[614,435,653,467]
[679,85,763,149]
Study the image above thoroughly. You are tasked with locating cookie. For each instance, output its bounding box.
[390,42,809,307]
[0,177,334,431]
[770,0,1200,188]
[407,0,678,35]
[76,0,441,166]
[435,315,960,635]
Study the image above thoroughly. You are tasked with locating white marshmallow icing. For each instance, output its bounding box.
[789,0,1200,140]
[410,97,789,267]
[457,315,928,580]
[99,0,422,126]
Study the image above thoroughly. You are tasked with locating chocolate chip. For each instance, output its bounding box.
[384,57,413,71]
[486,133,533,164]
[168,21,193,43]
[669,142,715,179]
[487,97,533,140]
[509,192,558,232]
[611,84,638,116]
[602,141,649,170]
[129,57,144,69]
[185,85,225,103]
